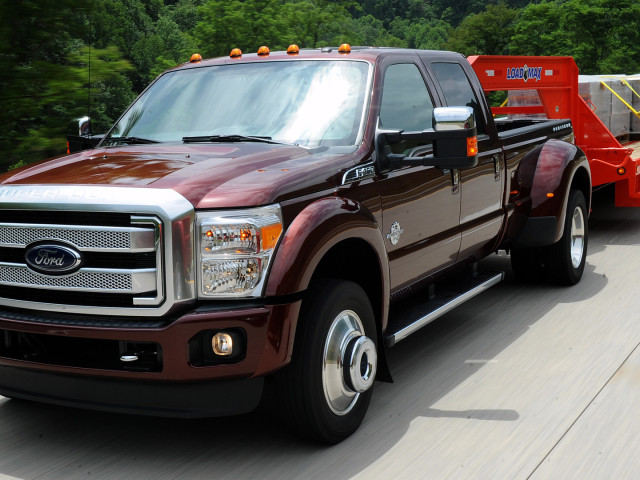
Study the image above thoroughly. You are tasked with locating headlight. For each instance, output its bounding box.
[197,204,283,297]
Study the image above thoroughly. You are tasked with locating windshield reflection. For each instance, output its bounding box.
[105,60,371,147]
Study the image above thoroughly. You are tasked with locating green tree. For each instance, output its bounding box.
[0,0,132,171]
[560,0,640,74]
[283,0,358,47]
[510,1,566,56]
[195,0,287,57]
[444,2,519,56]
[390,18,452,50]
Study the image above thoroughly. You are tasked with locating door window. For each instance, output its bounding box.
[380,64,434,132]
[431,62,486,134]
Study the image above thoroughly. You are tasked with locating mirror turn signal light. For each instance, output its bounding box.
[467,136,478,156]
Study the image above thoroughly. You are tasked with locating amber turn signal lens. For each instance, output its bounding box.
[230,48,242,58]
[467,136,478,156]
[190,53,202,63]
[617,167,626,175]
[261,223,283,250]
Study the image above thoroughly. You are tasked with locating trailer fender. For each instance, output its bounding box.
[511,139,590,248]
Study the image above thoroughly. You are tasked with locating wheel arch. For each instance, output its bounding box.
[510,140,591,248]
[264,196,391,378]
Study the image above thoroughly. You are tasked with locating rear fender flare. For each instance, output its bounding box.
[512,139,590,246]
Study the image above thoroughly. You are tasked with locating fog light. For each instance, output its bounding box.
[212,332,233,356]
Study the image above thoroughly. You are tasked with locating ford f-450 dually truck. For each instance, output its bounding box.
[0,46,591,443]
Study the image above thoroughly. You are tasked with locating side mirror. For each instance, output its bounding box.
[376,106,478,171]
[78,116,92,136]
[66,116,104,154]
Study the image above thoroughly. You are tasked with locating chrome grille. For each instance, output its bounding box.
[0,185,196,318]
[0,214,161,310]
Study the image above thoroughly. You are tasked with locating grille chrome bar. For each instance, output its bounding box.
[0,263,156,293]
[0,223,156,252]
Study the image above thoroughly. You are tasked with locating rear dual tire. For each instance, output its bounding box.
[510,189,587,285]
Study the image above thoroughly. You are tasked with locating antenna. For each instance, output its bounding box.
[87,10,91,135]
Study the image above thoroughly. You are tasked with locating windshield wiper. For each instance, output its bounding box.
[105,136,159,145]
[182,134,280,144]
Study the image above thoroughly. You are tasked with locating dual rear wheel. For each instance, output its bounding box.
[511,189,588,285]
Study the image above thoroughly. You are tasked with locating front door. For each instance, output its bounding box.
[377,58,461,293]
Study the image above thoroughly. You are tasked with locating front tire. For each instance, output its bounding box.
[275,280,378,444]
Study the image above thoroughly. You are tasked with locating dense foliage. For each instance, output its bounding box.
[1,0,638,171]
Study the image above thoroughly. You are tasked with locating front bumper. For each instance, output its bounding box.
[0,364,263,417]
[0,299,301,417]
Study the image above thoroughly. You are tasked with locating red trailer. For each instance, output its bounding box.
[469,55,640,207]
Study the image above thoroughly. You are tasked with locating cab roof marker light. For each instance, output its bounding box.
[257,46,270,56]
[287,44,300,55]
[230,48,242,58]
[338,43,351,54]
[190,53,202,63]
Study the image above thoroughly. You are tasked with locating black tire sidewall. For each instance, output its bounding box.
[285,280,377,443]
[549,189,588,285]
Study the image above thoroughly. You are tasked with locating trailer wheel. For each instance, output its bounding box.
[275,280,377,444]
[546,189,588,285]
[510,247,546,283]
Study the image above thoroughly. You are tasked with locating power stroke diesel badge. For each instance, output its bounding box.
[25,243,82,275]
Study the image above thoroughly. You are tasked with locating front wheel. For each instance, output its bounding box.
[546,189,588,285]
[275,280,378,444]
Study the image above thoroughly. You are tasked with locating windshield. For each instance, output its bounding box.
[104,60,371,147]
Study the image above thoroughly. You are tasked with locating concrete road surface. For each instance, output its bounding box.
[1,184,639,480]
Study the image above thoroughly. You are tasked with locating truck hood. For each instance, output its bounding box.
[0,143,353,209]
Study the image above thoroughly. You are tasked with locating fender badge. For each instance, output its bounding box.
[386,222,404,245]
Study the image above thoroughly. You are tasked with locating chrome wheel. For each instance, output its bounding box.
[570,204,585,268]
[322,310,377,416]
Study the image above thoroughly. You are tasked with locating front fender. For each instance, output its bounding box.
[510,139,590,247]
[265,196,389,299]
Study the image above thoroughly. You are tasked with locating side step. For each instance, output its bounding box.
[384,271,504,347]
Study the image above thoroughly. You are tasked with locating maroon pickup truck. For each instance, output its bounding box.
[0,46,590,443]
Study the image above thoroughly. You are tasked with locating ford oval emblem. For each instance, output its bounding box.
[25,243,82,275]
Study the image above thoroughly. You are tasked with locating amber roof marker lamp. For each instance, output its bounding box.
[338,43,352,54]
[189,53,202,63]
[230,48,242,58]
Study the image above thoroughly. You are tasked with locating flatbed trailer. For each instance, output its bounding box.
[469,55,640,207]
